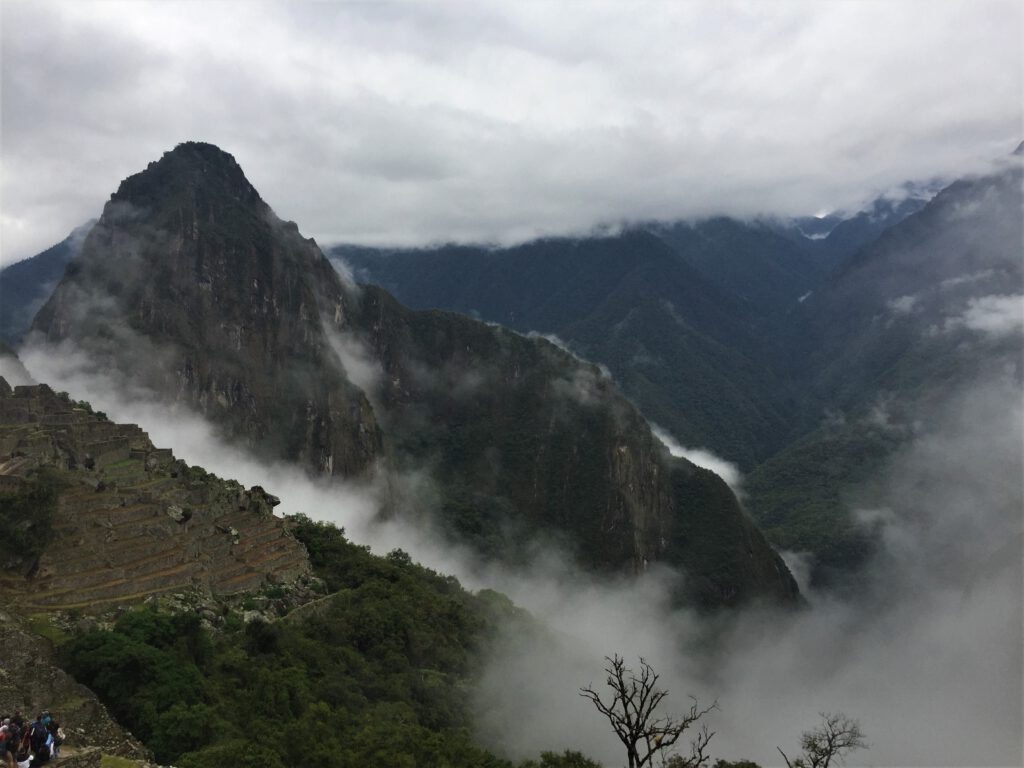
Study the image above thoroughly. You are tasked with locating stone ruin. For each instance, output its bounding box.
[0,377,311,613]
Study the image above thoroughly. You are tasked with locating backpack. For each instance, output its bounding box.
[30,721,47,751]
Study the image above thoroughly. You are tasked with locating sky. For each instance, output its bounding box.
[1,0,1021,267]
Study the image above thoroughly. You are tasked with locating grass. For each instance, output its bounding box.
[101,756,142,768]
[26,613,69,645]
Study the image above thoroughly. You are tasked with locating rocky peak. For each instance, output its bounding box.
[32,144,381,477]
[113,141,263,212]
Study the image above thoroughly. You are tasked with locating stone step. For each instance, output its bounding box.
[243,545,308,572]
[212,569,269,593]
[18,580,192,612]
[37,537,182,578]
[41,537,189,582]
[117,476,180,496]
[55,502,164,533]
[22,561,197,605]
[100,458,147,478]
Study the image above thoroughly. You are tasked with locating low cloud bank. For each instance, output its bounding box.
[18,340,1023,767]
[947,293,1024,337]
[651,424,743,492]
[474,374,1023,767]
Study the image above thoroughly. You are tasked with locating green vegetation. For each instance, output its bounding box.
[100,755,140,768]
[0,467,64,564]
[26,613,70,645]
[520,753,604,768]
[744,423,900,586]
[336,228,809,468]
[62,515,583,767]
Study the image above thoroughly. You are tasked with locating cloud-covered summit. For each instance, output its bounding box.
[1,0,1021,266]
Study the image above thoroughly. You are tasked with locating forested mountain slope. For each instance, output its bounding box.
[336,226,811,467]
[333,158,1021,585]
[747,160,1023,583]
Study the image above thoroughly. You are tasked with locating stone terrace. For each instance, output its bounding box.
[0,377,311,612]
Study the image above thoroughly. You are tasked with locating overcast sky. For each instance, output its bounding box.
[1,0,1021,267]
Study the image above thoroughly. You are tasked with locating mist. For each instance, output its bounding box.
[473,373,1024,767]
[15,336,1023,767]
[651,425,743,493]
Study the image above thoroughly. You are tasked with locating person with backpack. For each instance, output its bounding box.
[46,715,64,760]
[4,720,25,768]
[0,718,14,768]
[29,714,50,765]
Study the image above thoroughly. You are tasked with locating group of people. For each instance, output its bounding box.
[0,711,64,767]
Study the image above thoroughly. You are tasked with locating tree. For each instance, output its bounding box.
[777,712,867,768]
[580,654,716,768]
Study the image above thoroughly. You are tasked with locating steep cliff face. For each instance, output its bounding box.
[325,285,799,606]
[32,142,381,477]
[0,378,311,611]
[26,142,797,608]
[345,286,675,572]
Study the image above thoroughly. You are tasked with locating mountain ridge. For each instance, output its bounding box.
[21,142,799,609]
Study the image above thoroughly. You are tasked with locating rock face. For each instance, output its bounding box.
[27,142,797,608]
[0,610,147,759]
[349,286,676,572]
[0,379,310,612]
[32,142,381,478]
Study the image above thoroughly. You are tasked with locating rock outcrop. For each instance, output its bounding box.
[0,610,147,759]
[0,379,311,612]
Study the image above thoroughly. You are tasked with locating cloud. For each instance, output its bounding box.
[324,326,383,403]
[945,293,1024,337]
[939,269,997,289]
[2,1,1021,266]
[887,294,918,315]
[651,424,743,491]
[0,351,35,386]
[473,373,1023,767]
[15,331,1023,767]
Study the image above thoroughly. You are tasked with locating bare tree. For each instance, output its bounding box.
[580,654,717,768]
[777,712,867,768]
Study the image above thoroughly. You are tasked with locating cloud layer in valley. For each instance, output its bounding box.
[2,0,1022,266]
[14,329,1023,767]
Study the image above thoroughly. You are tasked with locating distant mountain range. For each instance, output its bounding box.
[0,221,93,345]
[331,188,932,469]
[329,157,1021,586]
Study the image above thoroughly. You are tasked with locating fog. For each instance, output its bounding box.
[13,337,1023,767]
[651,425,743,493]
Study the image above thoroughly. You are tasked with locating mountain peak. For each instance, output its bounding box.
[110,140,263,211]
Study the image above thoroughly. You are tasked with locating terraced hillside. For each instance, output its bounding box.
[0,377,311,612]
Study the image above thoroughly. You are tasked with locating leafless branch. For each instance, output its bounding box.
[580,654,716,768]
